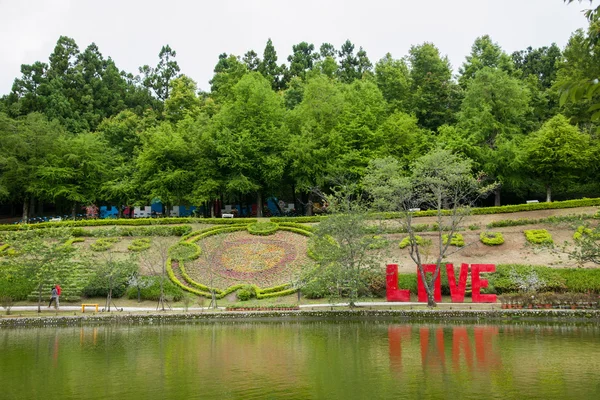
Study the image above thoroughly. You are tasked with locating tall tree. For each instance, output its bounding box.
[408,43,459,131]
[213,72,287,216]
[523,114,592,202]
[139,44,181,101]
[209,53,247,103]
[0,113,63,220]
[258,39,284,91]
[286,42,318,82]
[458,35,515,88]
[243,50,261,71]
[164,75,201,123]
[456,67,531,205]
[375,53,412,112]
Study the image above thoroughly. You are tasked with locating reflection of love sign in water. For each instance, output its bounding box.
[212,238,298,280]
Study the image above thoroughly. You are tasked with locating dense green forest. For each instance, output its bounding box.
[1,10,599,220]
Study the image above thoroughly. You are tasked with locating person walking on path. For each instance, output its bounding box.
[48,285,60,309]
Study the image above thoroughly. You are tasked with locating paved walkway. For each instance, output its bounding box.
[5,302,497,313]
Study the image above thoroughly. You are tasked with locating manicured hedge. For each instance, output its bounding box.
[277,222,316,232]
[524,229,553,245]
[480,231,504,246]
[0,217,258,232]
[169,242,201,260]
[247,222,279,236]
[271,216,326,223]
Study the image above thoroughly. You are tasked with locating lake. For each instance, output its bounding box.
[1,320,599,399]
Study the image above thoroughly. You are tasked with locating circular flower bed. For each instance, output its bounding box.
[184,230,311,289]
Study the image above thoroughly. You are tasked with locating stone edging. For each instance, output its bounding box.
[1,309,599,328]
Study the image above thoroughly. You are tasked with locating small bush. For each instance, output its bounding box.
[442,233,465,247]
[236,285,256,301]
[399,235,432,249]
[90,237,120,251]
[524,229,553,245]
[480,231,505,246]
[128,238,151,251]
[301,278,330,299]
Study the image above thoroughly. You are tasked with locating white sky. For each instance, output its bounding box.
[0,0,592,94]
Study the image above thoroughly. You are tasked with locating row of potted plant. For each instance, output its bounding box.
[498,292,599,309]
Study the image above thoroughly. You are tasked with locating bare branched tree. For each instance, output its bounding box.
[363,150,495,306]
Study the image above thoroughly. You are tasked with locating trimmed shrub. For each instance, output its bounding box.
[90,237,120,251]
[480,231,504,246]
[236,285,256,301]
[0,267,36,301]
[398,235,431,249]
[271,216,326,223]
[128,238,151,252]
[247,222,279,236]
[524,229,553,245]
[442,233,465,247]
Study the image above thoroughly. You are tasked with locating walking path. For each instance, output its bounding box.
[6,302,496,313]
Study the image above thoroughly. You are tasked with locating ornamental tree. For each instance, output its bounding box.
[362,150,494,307]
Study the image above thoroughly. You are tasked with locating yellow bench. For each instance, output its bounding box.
[81,303,99,313]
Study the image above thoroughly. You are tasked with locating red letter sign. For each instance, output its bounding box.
[386,264,411,302]
[417,264,442,302]
[471,264,497,303]
[446,263,469,302]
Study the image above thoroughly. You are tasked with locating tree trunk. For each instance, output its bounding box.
[257,192,263,218]
[38,201,44,218]
[37,284,42,314]
[494,187,501,207]
[292,184,297,214]
[71,203,77,219]
[307,192,314,216]
[546,185,552,203]
[22,198,29,222]
[29,197,35,218]
[427,292,437,307]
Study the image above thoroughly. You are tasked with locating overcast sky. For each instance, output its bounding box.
[0,0,592,95]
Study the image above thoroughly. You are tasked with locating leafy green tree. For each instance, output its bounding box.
[512,44,562,90]
[0,113,64,220]
[522,114,591,202]
[375,53,412,112]
[243,50,261,71]
[319,43,337,59]
[457,67,531,205]
[285,75,347,202]
[164,75,201,123]
[337,40,372,83]
[286,42,319,82]
[212,73,286,216]
[135,122,197,214]
[139,44,181,101]
[408,43,459,131]
[209,53,248,103]
[36,131,115,218]
[559,1,600,129]
[8,233,76,313]
[258,39,284,91]
[308,182,381,306]
[458,35,515,88]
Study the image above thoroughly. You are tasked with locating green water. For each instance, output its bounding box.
[1,320,599,399]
